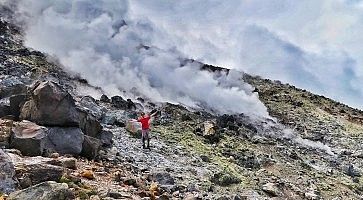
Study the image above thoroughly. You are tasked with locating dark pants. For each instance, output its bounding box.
[141,129,150,148]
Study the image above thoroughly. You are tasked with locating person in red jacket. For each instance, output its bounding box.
[137,111,157,149]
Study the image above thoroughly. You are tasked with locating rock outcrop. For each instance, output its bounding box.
[20,81,80,126]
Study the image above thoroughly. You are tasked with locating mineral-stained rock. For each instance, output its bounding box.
[10,120,48,156]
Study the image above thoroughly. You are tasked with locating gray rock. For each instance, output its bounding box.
[44,127,84,155]
[20,81,80,126]
[10,120,48,156]
[81,135,101,159]
[79,96,103,119]
[0,149,16,194]
[7,181,74,200]
[14,161,63,188]
[60,157,77,169]
[153,172,175,186]
[100,130,113,147]
[79,111,102,138]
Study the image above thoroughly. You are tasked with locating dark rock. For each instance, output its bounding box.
[100,94,110,103]
[0,101,10,117]
[10,121,48,156]
[153,172,175,186]
[44,127,84,155]
[79,111,102,138]
[111,96,127,109]
[346,164,361,178]
[9,94,27,119]
[81,135,101,159]
[0,149,16,194]
[126,99,136,110]
[20,81,80,126]
[100,130,113,147]
[7,181,74,200]
[123,178,137,186]
[200,155,210,162]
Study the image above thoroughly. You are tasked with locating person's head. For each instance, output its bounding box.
[140,112,145,117]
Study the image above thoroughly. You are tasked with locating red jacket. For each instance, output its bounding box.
[138,115,151,130]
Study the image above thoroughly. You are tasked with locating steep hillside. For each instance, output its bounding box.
[1,18,363,200]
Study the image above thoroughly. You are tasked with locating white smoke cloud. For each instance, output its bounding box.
[5,0,269,117]
[128,0,363,109]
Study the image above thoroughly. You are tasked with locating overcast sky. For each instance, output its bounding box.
[128,0,363,109]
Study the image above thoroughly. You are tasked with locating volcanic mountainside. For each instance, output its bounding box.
[1,17,363,200]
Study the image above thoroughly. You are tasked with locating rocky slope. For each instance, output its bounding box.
[1,17,363,200]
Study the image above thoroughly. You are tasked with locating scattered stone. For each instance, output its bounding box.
[60,157,77,170]
[152,172,175,186]
[81,170,95,180]
[7,181,74,200]
[345,164,361,177]
[262,183,278,197]
[304,191,319,200]
[49,153,60,159]
[211,172,241,186]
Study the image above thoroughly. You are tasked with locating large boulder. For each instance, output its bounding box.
[7,181,74,200]
[81,135,101,159]
[20,81,80,126]
[10,120,48,156]
[44,127,84,155]
[0,149,16,194]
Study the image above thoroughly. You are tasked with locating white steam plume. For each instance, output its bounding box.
[5,0,269,117]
